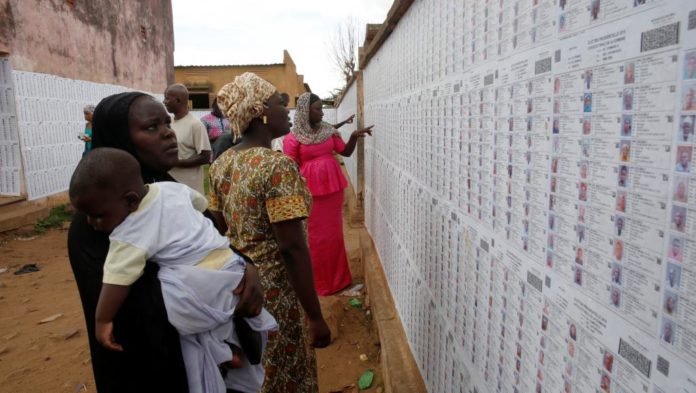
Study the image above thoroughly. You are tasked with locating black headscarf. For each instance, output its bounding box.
[92,92,172,183]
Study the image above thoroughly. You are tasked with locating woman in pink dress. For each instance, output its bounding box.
[284,93,373,295]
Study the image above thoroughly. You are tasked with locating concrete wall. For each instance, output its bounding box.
[0,0,173,199]
[0,0,174,93]
[175,50,308,109]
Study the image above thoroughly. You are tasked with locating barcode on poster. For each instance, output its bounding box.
[640,23,679,52]
[527,271,542,292]
[689,10,696,30]
[656,355,670,376]
[535,57,552,75]
[619,338,652,378]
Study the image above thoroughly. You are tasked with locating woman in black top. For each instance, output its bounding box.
[68,92,263,393]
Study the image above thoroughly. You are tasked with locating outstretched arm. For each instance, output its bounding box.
[332,114,355,129]
[174,151,211,168]
[339,125,374,157]
[95,284,131,351]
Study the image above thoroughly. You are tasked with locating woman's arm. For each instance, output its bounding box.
[332,114,355,129]
[271,218,331,348]
[339,125,374,157]
[283,134,302,165]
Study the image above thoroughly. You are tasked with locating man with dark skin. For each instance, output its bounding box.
[163,83,211,193]
[279,92,290,107]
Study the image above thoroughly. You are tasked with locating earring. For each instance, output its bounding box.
[263,115,268,124]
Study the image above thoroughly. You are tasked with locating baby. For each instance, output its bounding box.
[70,148,276,393]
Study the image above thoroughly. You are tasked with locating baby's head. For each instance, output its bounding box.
[69,148,147,233]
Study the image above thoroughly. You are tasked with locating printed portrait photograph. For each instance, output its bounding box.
[611,263,622,285]
[661,318,675,344]
[621,114,632,137]
[623,88,633,111]
[672,176,688,203]
[675,145,693,173]
[667,235,684,262]
[682,83,696,111]
[685,50,696,80]
[666,262,682,289]
[671,205,687,232]
[678,115,694,142]
[664,291,678,315]
[624,62,635,84]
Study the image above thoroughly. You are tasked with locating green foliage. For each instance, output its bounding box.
[349,297,363,308]
[34,205,72,234]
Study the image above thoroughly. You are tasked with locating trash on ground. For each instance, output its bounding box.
[358,369,374,390]
[359,353,368,361]
[341,284,364,297]
[14,263,40,275]
[38,313,63,324]
[0,267,7,274]
[51,328,79,341]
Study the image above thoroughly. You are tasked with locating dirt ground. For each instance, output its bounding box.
[0,204,382,392]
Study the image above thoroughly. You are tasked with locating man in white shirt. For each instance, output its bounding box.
[164,84,211,193]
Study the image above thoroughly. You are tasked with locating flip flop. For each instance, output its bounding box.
[14,263,40,275]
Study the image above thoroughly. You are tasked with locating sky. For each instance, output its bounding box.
[171,0,393,98]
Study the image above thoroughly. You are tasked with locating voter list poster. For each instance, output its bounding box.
[360,0,696,392]
[0,58,21,196]
[11,72,164,200]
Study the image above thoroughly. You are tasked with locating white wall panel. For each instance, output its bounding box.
[336,83,359,189]
[362,0,696,392]
[12,71,163,200]
[0,58,22,195]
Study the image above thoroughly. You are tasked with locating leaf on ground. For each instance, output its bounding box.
[348,298,363,308]
[358,369,374,390]
[38,313,63,324]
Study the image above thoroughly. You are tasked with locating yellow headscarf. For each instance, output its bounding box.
[217,72,276,137]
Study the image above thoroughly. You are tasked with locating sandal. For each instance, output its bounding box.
[14,263,40,275]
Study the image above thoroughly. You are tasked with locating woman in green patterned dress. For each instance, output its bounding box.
[208,73,330,393]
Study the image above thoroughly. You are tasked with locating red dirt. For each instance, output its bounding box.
[0,216,381,392]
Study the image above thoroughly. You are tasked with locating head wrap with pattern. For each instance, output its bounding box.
[291,93,338,145]
[216,72,276,138]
